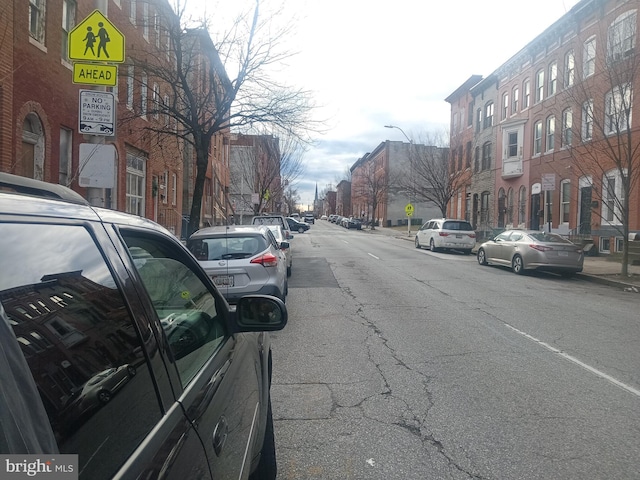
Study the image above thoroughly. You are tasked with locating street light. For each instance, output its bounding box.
[385,124,413,236]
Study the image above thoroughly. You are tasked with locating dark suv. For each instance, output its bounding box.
[0,173,287,480]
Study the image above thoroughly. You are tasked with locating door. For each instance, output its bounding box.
[530,194,541,230]
[120,229,262,479]
[579,186,592,234]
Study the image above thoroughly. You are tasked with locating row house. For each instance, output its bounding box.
[447,0,640,253]
[2,0,230,238]
[350,141,442,227]
[335,179,351,217]
[228,134,282,223]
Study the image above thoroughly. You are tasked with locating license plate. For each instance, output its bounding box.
[455,234,462,238]
[213,275,234,286]
[558,251,568,257]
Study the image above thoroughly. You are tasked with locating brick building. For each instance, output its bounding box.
[447,0,640,253]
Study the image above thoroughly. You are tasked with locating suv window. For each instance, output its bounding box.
[123,231,227,386]
[0,223,161,479]
[442,221,474,231]
[188,235,268,261]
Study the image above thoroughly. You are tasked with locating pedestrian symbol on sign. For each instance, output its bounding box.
[69,10,124,63]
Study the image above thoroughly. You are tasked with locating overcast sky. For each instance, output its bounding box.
[191,0,582,208]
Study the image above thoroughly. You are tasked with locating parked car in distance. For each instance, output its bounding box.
[251,214,293,239]
[290,213,300,220]
[321,214,328,221]
[304,213,315,224]
[341,217,362,230]
[476,229,584,276]
[0,172,287,480]
[188,225,289,303]
[415,218,476,254]
[266,225,292,276]
[286,217,310,233]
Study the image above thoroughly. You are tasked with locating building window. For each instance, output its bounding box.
[475,108,482,133]
[481,142,492,171]
[523,79,531,109]
[465,141,472,169]
[562,108,573,148]
[511,86,519,114]
[533,121,543,155]
[161,170,168,204]
[59,128,72,186]
[605,84,632,135]
[564,50,575,88]
[152,83,160,119]
[548,61,557,96]
[154,11,160,48]
[172,173,177,205]
[560,180,570,224]
[126,66,134,109]
[507,131,518,158]
[61,0,76,62]
[467,103,474,127]
[141,72,148,117]
[583,36,596,78]
[143,2,149,40]
[126,152,146,216]
[29,0,46,43]
[163,94,170,126]
[600,237,611,253]
[546,116,555,152]
[518,186,527,226]
[507,188,514,225]
[484,102,494,129]
[602,169,626,224]
[582,99,594,141]
[501,92,509,120]
[130,0,137,23]
[535,69,544,103]
[474,146,480,172]
[607,10,637,63]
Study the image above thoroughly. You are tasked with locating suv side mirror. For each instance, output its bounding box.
[234,295,288,331]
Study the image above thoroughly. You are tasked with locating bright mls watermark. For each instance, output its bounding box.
[0,455,77,479]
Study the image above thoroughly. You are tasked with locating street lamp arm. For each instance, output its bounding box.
[384,124,412,144]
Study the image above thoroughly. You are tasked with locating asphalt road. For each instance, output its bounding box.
[270,220,640,480]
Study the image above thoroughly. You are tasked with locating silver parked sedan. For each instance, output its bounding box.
[476,230,584,276]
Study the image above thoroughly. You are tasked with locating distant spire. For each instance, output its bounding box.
[314,183,318,201]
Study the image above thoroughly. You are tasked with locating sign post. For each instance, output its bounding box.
[405,203,414,236]
[541,173,556,232]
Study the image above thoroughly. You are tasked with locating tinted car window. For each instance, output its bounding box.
[123,232,227,386]
[442,221,474,231]
[528,232,573,243]
[0,223,161,480]
[188,235,267,261]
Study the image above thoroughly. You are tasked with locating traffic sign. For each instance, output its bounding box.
[79,90,115,136]
[405,203,414,216]
[68,10,125,63]
[73,62,118,86]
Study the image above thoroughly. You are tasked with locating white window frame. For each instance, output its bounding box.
[126,65,134,109]
[61,0,76,63]
[583,36,596,78]
[152,83,160,119]
[533,121,543,155]
[130,0,136,23]
[501,92,509,120]
[141,72,148,117]
[535,69,544,103]
[126,152,146,216]
[560,180,570,224]
[607,10,637,62]
[29,0,46,44]
[548,61,557,97]
[601,168,627,225]
[562,108,573,148]
[546,116,555,152]
[523,79,531,109]
[582,99,594,141]
[605,84,632,135]
[564,50,575,88]
[511,86,519,114]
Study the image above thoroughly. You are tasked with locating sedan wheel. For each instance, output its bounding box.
[98,390,111,404]
[512,254,525,275]
[298,227,305,233]
[477,248,488,265]
[414,237,421,249]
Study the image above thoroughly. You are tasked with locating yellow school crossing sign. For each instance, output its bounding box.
[68,10,125,63]
[405,203,414,216]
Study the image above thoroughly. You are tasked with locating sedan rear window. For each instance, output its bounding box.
[188,235,268,260]
[442,221,474,231]
[528,232,572,244]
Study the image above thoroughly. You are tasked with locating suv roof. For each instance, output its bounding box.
[0,172,88,205]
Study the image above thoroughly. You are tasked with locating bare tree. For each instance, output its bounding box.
[396,130,455,217]
[352,157,393,230]
[282,184,300,214]
[123,0,317,236]
[562,17,640,276]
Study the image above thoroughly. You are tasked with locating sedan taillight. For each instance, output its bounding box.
[439,232,449,236]
[528,244,553,252]
[251,253,278,267]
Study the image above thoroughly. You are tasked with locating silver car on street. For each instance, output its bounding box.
[188,225,289,303]
[476,229,584,276]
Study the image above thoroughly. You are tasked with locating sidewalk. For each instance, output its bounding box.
[365,226,640,291]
